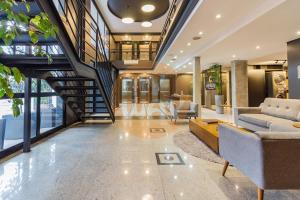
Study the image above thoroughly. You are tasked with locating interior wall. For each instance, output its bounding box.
[248,69,266,107]
[176,74,193,95]
[287,38,300,99]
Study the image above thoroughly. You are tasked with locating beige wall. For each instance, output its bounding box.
[176,74,193,95]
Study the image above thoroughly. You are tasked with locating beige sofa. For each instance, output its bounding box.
[170,101,198,123]
[234,98,300,132]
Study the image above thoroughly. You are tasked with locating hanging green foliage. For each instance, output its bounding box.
[0,0,58,116]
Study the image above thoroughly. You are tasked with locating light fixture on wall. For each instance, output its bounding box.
[122,17,134,24]
[141,21,152,27]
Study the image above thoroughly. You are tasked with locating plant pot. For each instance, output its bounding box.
[215,95,224,114]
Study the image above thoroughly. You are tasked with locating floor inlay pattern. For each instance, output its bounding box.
[150,128,166,133]
[155,152,185,165]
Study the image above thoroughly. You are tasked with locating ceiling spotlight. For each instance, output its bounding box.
[256,45,261,50]
[297,31,300,35]
[187,42,191,46]
[122,17,134,24]
[141,4,155,13]
[198,31,203,35]
[173,56,177,59]
[188,62,192,65]
[216,14,222,19]
[180,50,184,53]
[141,21,152,28]
[232,54,236,58]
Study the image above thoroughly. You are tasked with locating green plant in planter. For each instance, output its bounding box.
[211,65,222,95]
[0,0,58,116]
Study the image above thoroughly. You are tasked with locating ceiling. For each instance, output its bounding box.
[97,0,172,33]
[157,0,300,73]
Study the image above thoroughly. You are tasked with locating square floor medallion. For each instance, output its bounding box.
[150,128,166,133]
[155,153,185,165]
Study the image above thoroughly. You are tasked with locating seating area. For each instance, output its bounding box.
[170,100,198,123]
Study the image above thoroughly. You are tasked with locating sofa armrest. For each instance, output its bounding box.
[233,107,262,125]
[255,131,300,189]
[219,124,264,187]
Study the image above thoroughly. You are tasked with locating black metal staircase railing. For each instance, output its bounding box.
[37,0,117,121]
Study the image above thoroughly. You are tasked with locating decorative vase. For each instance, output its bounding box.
[215,95,224,114]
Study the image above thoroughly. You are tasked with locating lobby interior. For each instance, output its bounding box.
[1,0,300,200]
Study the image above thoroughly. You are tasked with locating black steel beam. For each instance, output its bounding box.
[55,86,98,90]
[47,77,93,82]
[23,78,31,152]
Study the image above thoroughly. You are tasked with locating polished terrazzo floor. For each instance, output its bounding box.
[1,104,300,200]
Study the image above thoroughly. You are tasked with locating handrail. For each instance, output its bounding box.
[48,0,116,121]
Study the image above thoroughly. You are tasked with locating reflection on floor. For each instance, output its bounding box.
[1,110,300,200]
[115,103,170,119]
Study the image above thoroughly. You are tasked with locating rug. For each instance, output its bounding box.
[173,130,224,164]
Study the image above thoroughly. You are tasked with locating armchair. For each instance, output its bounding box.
[170,101,198,123]
[219,124,300,200]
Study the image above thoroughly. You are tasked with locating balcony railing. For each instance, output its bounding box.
[110,49,157,62]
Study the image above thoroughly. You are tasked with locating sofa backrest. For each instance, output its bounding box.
[175,101,191,110]
[261,98,300,121]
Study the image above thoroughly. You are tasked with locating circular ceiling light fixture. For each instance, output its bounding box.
[297,31,300,35]
[216,14,222,19]
[141,4,156,13]
[122,17,134,24]
[141,21,152,28]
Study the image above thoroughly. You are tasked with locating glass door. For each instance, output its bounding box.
[160,78,171,102]
[121,78,134,103]
[138,78,150,103]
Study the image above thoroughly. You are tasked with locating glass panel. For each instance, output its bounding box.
[31,78,38,93]
[160,79,171,102]
[121,78,133,103]
[0,46,13,55]
[15,45,26,55]
[9,76,25,93]
[139,78,150,103]
[31,97,37,138]
[0,99,24,151]
[41,80,54,93]
[40,96,63,134]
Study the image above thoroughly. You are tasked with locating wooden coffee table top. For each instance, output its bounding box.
[190,118,224,138]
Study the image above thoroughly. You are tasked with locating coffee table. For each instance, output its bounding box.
[189,118,224,154]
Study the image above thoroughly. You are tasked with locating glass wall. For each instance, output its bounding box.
[0,78,64,155]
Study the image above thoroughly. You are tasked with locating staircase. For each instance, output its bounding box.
[0,0,117,122]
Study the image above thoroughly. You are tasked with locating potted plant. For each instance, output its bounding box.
[211,65,224,114]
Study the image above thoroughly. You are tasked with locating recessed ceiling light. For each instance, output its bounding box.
[187,42,191,46]
[173,56,177,59]
[188,62,192,65]
[297,31,300,35]
[198,31,203,35]
[180,50,184,53]
[216,14,222,19]
[141,4,155,13]
[232,54,236,58]
[122,17,134,24]
[183,65,187,68]
[141,21,152,28]
[256,45,261,50]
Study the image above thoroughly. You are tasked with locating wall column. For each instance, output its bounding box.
[231,60,248,108]
[193,56,201,115]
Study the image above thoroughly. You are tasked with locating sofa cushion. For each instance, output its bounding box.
[239,114,272,128]
[177,110,193,114]
[261,98,300,121]
[176,101,191,110]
